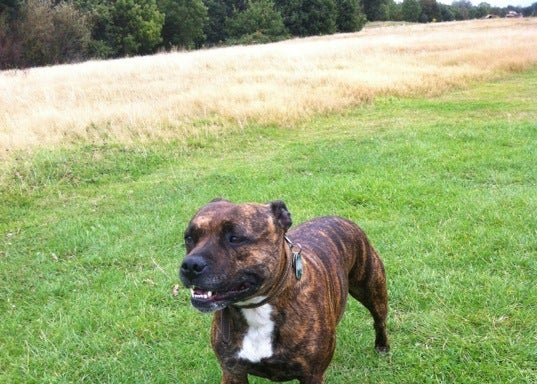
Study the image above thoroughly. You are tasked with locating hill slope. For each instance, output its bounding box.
[1,18,537,153]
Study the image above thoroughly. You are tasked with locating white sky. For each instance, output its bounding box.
[437,0,535,6]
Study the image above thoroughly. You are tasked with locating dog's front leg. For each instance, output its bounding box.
[221,370,248,384]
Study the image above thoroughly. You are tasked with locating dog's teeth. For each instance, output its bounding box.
[190,288,214,300]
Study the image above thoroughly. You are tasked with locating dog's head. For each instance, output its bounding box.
[179,199,292,312]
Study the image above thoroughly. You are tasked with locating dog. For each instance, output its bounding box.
[179,199,389,383]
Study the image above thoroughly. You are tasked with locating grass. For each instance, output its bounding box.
[2,18,537,154]
[1,66,536,383]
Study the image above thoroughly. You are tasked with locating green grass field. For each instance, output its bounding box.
[1,69,536,383]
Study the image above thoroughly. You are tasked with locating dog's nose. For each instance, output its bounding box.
[180,255,208,281]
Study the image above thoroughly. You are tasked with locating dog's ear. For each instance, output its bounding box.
[270,200,292,231]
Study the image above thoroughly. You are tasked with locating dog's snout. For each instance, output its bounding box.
[180,255,208,281]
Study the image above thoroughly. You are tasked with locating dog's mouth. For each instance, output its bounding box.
[188,281,259,312]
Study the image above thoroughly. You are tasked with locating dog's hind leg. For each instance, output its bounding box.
[348,244,390,353]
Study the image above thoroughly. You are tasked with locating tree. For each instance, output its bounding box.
[203,0,245,44]
[15,0,54,66]
[77,0,164,57]
[203,0,227,44]
[335,0,366,32]
[401,0,421,21]
[475,1,491,18]
[9,0,91,67]
[451,0,475,20]
[439,3,454,20]
[362,0,389,20]
[275,0,337,37]
[225,0,288,44]
[50,1,91,61]
[0,13,20,68]
[158,0,207,49]
[522,2,537,16]
[419,0,440,22]
[105,0,164,56]
[0,0,20,15]
[384,0,402,20]
[0,0,20,25]
[72,0,116,58]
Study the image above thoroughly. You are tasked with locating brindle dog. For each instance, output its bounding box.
[180,199,389,384]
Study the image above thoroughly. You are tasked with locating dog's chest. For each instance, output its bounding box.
[237,304,275,363]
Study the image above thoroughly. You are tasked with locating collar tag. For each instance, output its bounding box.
[292,251,303,280]
[285,236,303,280]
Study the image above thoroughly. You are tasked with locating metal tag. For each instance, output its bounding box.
[292,252,303,280]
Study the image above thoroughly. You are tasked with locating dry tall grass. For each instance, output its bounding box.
[1,18,537,153]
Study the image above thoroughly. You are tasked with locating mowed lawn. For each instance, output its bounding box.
[1,69,536,383]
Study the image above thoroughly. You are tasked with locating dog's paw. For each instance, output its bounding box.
[375,345,390,354]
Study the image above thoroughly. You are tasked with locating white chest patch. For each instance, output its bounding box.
[237,303,274,363]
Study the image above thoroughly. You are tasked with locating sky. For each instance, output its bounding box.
[437,0,535,6]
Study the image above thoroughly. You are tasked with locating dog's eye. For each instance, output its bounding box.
[184,235,194,245]
[227,234,246,245]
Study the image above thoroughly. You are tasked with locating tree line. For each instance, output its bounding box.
[1,0,536,69]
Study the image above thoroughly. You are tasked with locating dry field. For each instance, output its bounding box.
[1,18,537,153]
